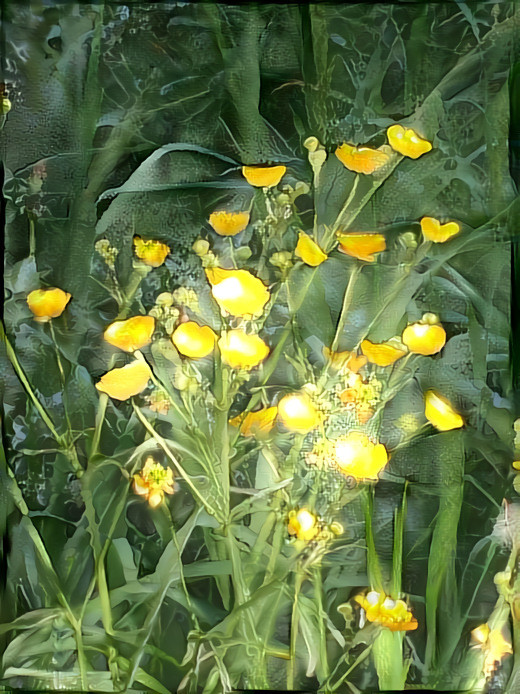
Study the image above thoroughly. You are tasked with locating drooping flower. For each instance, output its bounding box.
[171,321,217,359]
[402,314,446,355]
[95,358,152,401]
[333,432,388,481]
[218,329,269,370]
[295,232,328,266]
[420,217,460,243]
[335,143,390,174]
[277,392,321,434]
[27,287,71,322]
[209,210,250,236]
[133,236,170,267]
[103,316,155,353]
[424,390,464,431]
[361,338,407,366]
[133,456,174,508]
[354,591,418,631]
[242,165,286,188]
[323,347,367,373]
[229,406,278,438]
[387,125,432,159]
[287,508,320,541]
[337,232,386,262]
[206,267,270,318]
[471,624,513,678]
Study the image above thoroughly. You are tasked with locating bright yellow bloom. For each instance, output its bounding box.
[295,232,328,266]
[27,287,71,322]
[287,508,320,542]
[206,268,270,317]
[361,339,407,366]
[95,358,152,400]
[333,432,388,481]
[171,321,217,359]
[337,232,386,262]
[229,406,278,438]
[513,461,520,471]
[420,216,460,243]
[471,624,513,678]
[402,315,446,355]
[103,316,155,352]
[277,392,321,434]
[354,591,418,631]
[133,456,174,508]
[209,210,250,236]
[424,390,464,431]
[335,143,390,174]
[218,330,269,370]
[387,125,432,159]
[323,347,367,373]
[242,165,286,188]
[133,236,170,267]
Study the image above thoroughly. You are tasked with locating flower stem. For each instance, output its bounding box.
[287,567,305,689]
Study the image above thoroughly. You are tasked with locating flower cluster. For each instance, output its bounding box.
[353,590,418,631]
[133,457,175,508]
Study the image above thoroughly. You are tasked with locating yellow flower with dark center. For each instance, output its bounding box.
[209,210,250,236]
[218,329,269,370]
[471,624,513,678]
[420,216,460,243]
[337,232,386,262]
[361,339,407,366]
[171,321,217,359]
[133,456,174,508]
[354,591,418,631]
[103,316,155,352]
[424,390,464,431]
[242,165,286,188]
[278,392,321,434]
[295,232,328,266]
[402,315,446,355]
[27,287,71,322]
[323,347,367,373]
[387,125,432,159]
[335,143,390,174]
[229,406,278,438]
[133,236,170,267]
[95,358,152,400]
[333,432,388,481]
[287,508,320,542]
[205,267,270,317]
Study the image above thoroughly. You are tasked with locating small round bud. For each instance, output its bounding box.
[304,136,320,152]
[422,312,439,325]
[192,239,210,256]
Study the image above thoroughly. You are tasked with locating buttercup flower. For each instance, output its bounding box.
[206,268,270,317]
[424,390,464,431]
[420,216,460,243]
[295,232,328,266]
[387,125,432,159]
[95,358,152,401]
[218,330,269,370]
[209,210,250,236]
[229,406,278,438]
[103,316,155,352]
[335,143,390,174]
[333,432,388,481]
[287,508,320,542]
[361,339,407,367]
[133,236,170,267]
[354,591,418,631]
[171,321,217,359]
[27,287,71,322]
[242,165,286,188]
[278,392,321,434]
[323,347,367,373]
[402,314,446,355]
[471,624,513,678]
[133,456,174,508]
[337,232,386,262]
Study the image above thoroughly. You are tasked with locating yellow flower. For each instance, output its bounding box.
[171,321,217,359]
[354,591,418,631]
[333,432,388,481]
[209,210,250,236]
[133,236,170,267]
[206,268,270,317]
[133,456,174,508]
[387,124,432,159]
[323,347,367,373]
[103,316,155,353]
[424,390,464,431]
[420,216,460,243]
[218,330,269,370]
[27,287,71,322]
[277,392,321,434]
[335,143,390,174]
[471,624,513,678]
[361,339,407,367]
[229,406,278,438]
[339,374,380,425]
[295,232,328,266]
[242,165,286,188]
[287,508,320,541]
[337,232,386,262]
[95,358,152,401]
[402,315,446,355]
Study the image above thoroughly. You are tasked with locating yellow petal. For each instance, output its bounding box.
[424,390,464,431]
[171,321,217,359]
[95,359,152,400]
[209,210,250,236]
[420,217,460,243]
[27,287,71,321]
[361,339,407,366]
[295,233,328,266]
[230,406,278,438]
[387,125,432,159]
[335,143,390,174]
[334,432,388,481]
[323,347,367,372]
[104,316,155,352]
[337,233,386,262]
[206,268,270,317]
[218,330,269,370]
[133,236,170,267]
[277,393,321,433]
[288,508,319,541]
[402,321,446,355]
[242,165,286,188]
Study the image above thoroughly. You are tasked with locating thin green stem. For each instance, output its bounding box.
[287,567,305,689]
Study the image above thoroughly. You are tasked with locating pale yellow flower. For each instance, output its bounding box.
[27,287,71,322]
[471,624,513,678]
[277,392,321,434]
[133,456,174,508]
[171,321,217,359]
[103,316,155,352]
[206,268,270,317]
[218,330,269,370]
[424,390,464,431]
[334,432,388,481]
[287,508,320,541]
